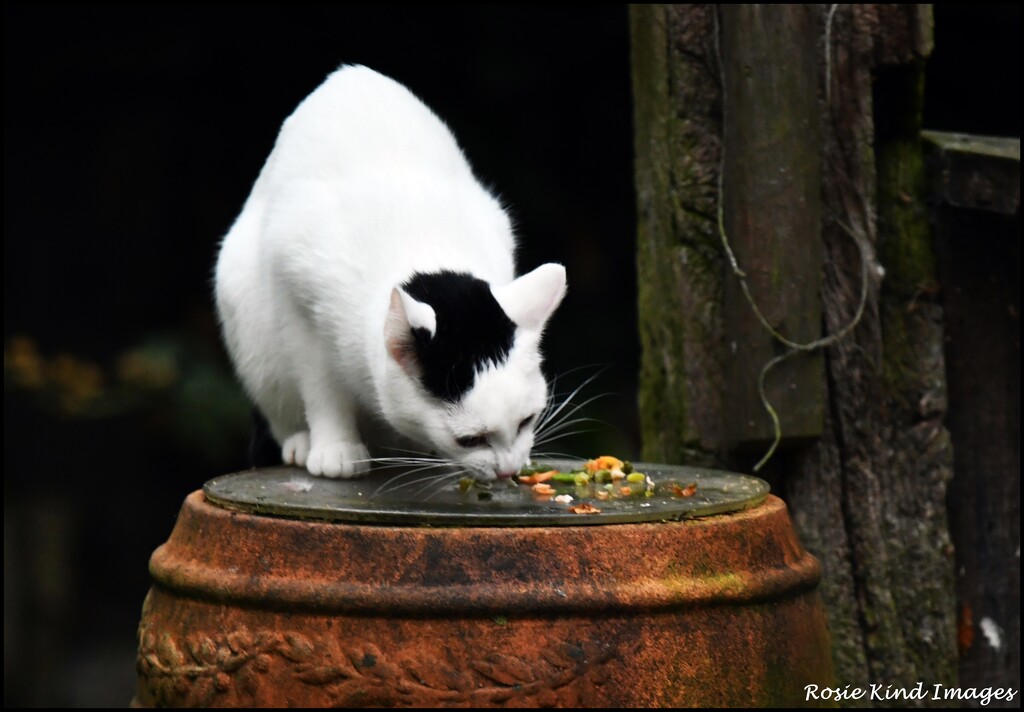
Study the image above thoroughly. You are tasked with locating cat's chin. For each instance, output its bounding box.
[462,466,520,485]
[462,467,500,484]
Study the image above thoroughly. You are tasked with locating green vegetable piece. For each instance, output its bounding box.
[626,472,646,483]
[622,461,634,474]
[458,477,475,492]
[477,491,493,501]
[552,472,578,483]
[574,473,591,486]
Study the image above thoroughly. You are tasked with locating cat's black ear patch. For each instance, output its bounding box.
[402,270,515,401]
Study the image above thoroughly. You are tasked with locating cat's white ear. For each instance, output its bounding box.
[385,287,435,370]
[491,263,567,332]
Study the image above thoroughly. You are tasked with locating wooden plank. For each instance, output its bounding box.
[929,133,1021,699]
[923,130,1020,214]
[631,5,729,463]
[720,5,824,447]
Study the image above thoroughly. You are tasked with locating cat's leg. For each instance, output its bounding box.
[218,253,311,468]
[305,407,370,478]
[300,372,370,478]
[269,277,369,477]
[287,335,370,479]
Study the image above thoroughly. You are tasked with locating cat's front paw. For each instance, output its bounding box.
[282,431,311,467]
[306,441,371,478]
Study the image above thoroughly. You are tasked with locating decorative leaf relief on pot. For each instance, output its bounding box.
[136,621,616,706]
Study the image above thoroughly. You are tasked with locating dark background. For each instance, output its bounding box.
[3,4,1018,707]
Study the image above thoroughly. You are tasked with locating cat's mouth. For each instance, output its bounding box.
[463,467,510,484]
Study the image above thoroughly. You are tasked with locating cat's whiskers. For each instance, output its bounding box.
[415,469,475,501]
[368,449,493,501]
[534,403,609,452]
[530,449,584,461]
[535,369,606,435]
[529,367,614,461]
[353,458,433,470]
[371,459,459,496]
[373,463,470,501]
[540,363,606,417]
[367,457,449,468]
[538,391,609,434]
[375,444,446,459]
[533,428,597,448]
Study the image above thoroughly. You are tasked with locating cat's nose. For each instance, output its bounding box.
[496,470,518,480]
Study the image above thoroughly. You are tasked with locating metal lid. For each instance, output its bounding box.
[203,459,769,527]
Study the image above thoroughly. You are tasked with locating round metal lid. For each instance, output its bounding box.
[203,459,769,527]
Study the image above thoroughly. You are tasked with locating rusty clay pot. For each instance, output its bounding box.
[135,491,833,707]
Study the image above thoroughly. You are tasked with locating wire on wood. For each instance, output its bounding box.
[714,5,871,472]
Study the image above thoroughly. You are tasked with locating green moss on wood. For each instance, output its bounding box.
[632,5,725,464]
[877,144,936,302]
[875,60,942,404]
[632,4,682,461]
[870,57,959,694]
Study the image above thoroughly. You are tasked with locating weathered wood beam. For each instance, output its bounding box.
[927,131,1020,699]
[720,4,825,449]
[922,130,1020,214]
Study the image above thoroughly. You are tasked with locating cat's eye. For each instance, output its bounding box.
[517,415,536,434]
[456,434,487,449]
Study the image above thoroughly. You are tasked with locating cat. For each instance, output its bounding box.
[215,65,567,482]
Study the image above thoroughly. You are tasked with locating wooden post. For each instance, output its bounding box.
[926,130,1021,697]
[631,4,728,464]
[633,4,960,696]
[720,4,825,449]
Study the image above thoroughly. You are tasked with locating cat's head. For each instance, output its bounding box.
[381,264,566,481]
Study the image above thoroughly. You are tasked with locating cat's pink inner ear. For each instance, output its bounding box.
[385,288,414,367]
[385,288,433,373]
[492,263,567,332]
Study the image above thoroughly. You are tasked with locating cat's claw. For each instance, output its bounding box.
[282,432,310,467]
[306,442,371,479]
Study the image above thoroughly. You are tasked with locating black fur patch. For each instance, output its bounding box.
[402,270,516,402]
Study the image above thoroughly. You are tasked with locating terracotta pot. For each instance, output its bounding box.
[135,467,832,707]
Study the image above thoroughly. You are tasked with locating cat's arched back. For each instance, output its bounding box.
[215,65,566,480]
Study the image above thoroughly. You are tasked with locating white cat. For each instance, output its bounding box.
[215,65,566,481]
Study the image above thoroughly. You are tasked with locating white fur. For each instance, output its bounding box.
[215,65,566,480]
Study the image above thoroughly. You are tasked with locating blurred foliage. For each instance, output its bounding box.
[4,333,250,466]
